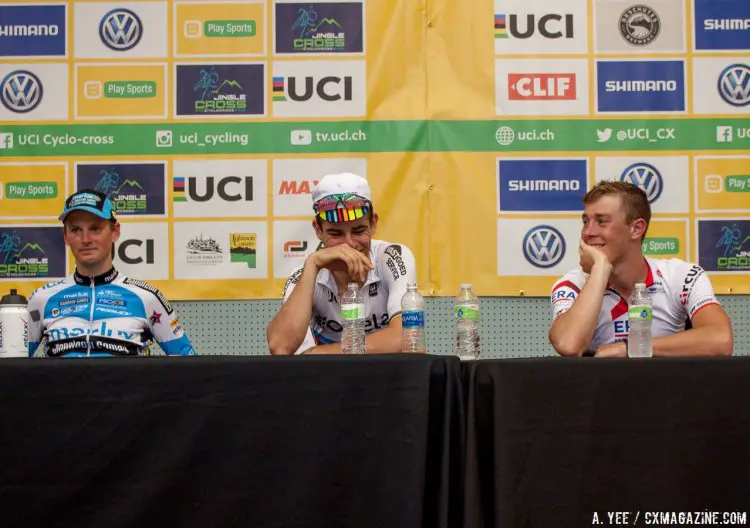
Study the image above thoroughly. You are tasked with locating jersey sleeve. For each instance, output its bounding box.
[380,244,417,320]
[27,288,44,357]
[679,263,720,319]
[281,266,316,355]
[550,274,582,320]
[138,285,195,356]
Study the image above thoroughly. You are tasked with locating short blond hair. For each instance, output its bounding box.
[583,180,651,227]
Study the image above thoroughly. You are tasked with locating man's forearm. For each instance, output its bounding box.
[549,262,611,356]
[304,320,405,355]
[267,262,318,355]
[653,327,733,357]
[364,320,404,354]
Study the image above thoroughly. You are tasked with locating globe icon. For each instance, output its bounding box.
[495,126,515,146]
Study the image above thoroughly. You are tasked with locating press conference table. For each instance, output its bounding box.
[0,355,748,528]
[463,357,750,527]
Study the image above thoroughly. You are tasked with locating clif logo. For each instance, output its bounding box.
[508,73,576,100]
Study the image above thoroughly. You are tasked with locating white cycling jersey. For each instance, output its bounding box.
[282,239,417,354]
[551,257,720,352]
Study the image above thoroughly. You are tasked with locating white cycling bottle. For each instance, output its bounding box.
[0,289,30,358]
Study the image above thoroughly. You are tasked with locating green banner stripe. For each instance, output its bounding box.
[1,119,750,157]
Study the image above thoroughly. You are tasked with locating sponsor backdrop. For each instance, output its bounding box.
[0,0,748,299]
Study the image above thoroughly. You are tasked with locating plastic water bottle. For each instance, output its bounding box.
[401,283,426,353]
[0,289,30,358]
[628,282,653,358]
[341,283,366,355]
[455,284,480,360]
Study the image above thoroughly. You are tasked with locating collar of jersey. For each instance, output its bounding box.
[74,267,119,286]
[606,257,654,293]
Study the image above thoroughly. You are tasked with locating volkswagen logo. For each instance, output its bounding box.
[99,8,143,51]
[0,70,43,113]
[523,225,566,268]
[619,162,663,203]
[718,63,750,107]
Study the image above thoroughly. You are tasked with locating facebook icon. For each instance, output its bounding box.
[716,126,733,143]
[0,133,13,149]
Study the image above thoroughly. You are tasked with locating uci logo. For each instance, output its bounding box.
[184,176,254,202]
[281,76,353,102]
[718,63,750,107]
[114,239,154,265]
[99,8,143,51]
[0,70,43,113]
[619,162,663,203]
[503,13,574,39]
[523,225,565,268]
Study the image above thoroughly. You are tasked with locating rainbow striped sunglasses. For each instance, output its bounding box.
[314,193,372,223]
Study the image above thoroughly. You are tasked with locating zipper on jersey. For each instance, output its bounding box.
[87,276,96,356]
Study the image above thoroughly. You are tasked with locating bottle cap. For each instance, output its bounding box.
[460,283,472,289]
[635,282,646,289]
[1,289,28,305]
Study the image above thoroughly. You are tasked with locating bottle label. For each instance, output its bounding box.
[455,306,479,319]
[341,303,365,321]
[402,311,425,329]
[628,305,652,321]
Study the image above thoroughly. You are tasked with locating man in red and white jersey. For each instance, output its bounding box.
[549,181,733,357]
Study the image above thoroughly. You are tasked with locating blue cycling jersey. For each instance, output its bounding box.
[27,268,195,357]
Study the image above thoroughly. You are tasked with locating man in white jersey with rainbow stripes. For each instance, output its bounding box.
[549,180,733,358]
[267,172,418,355]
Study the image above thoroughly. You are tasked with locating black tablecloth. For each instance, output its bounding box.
[0,355,463,528]
[463,357,750,528]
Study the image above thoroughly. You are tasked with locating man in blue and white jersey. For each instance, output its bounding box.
[27,190,195,357]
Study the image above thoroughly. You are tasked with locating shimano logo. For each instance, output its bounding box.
[523,225,566,268]
[605,80,677,92]
[99,8,142,51]
[0,25,59,37]
[0,70,43,113]
[718,64,750,107]
[704,19,750,31]
[619,162,663,203]
[509,180,580,192]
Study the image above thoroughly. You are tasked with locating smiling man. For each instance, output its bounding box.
[27,190,195,357]
[267,172,418,355]
[548,180,733,358]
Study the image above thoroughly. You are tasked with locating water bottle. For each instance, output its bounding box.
[0,289,30,358]
[455,284,480,360]
[401,283,426,353]
[340,283,366,355]
[628,282,653,358]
